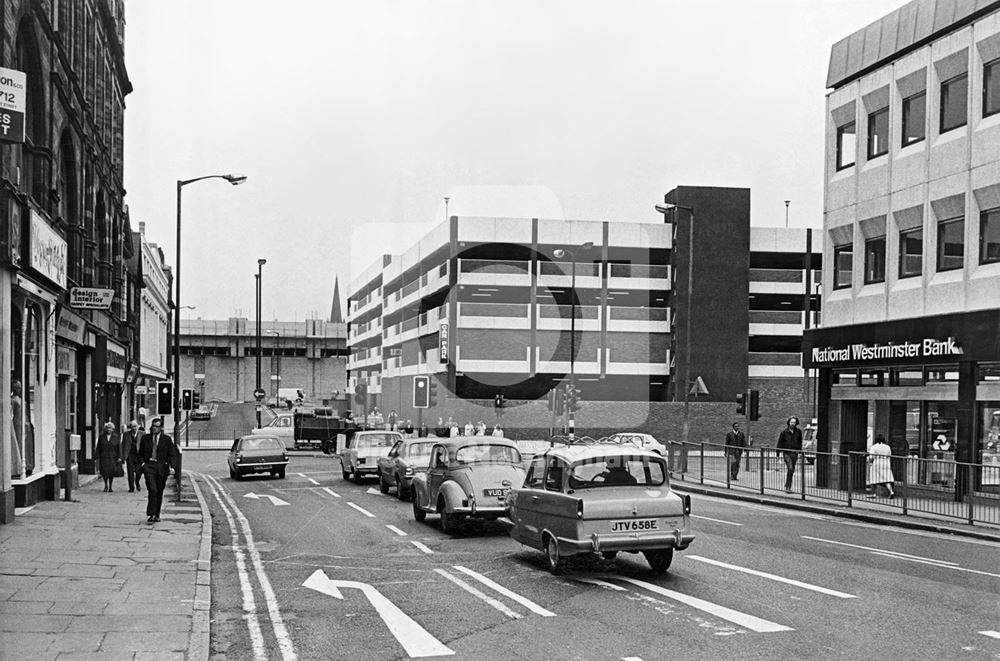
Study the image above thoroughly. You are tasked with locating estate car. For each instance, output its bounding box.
[377,438,436,499]
[505,440,694,574]
[411,437,525,533]
[227,435,289,480]
[340,430,403,483]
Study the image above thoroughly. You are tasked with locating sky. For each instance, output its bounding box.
[123,0,907,322]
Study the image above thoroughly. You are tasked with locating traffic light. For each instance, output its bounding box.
[354,382,368,405]
[428,377,438,407]
[192,390,201,408]
[736,391,746,415]
[494,394,505,409]
[565,385,581,412]
[156,381,174,416]
[413,375,430,408]
[181,388,193,411]
[749,389,760,422]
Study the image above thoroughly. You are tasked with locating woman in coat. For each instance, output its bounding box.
[96,422,122,492]
[866,434,895,499]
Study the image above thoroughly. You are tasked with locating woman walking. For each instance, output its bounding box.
[866,434,895,499]
[96,422,122,492]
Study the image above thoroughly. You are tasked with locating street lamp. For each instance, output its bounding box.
[552,241,594,439]
[255,259,266,425]
[655,202,695,465]
[265,330,281,407]
[175,173,245,447]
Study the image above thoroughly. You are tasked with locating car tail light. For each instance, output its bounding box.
[282,454,288,462]
[577,499,584,519]
[683,494,692,515]
[404,467,413,477]
[235,453,242,462]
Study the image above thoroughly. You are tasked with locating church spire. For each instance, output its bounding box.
[329,276,343,324]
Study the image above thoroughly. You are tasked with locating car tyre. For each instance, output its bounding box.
[352,470,363,484]
[544,534,565,574]
[341,462,350,480]
[276,468,286,479]
[233,469,242,481]
[440,509,460,534]
[412,497,426,522]
[395,477,408,501]
[644,549,674,574]
[229,466,237,480]
[378,471,390,494]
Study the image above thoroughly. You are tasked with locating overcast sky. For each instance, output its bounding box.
[123,0,905,322]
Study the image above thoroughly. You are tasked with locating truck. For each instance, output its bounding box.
[293,408,362,453]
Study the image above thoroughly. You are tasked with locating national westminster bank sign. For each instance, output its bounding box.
[811,337,963,364]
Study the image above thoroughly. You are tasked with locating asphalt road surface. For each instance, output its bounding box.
[185,451,1000,661]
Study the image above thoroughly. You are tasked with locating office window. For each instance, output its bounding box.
[833,243,852,289]
[899,227,923,278]
[867,108,889,158]
[836,122,856,170]
[902,91,926,146]
[981,208,1000,264]
[940,73,968,133]
[864,236,886,284]
[985,58,1000,118]
[937,217,964,272]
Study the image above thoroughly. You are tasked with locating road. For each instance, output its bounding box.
[184,450,1000,661]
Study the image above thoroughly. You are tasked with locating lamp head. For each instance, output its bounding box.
[225,174,248,185]
[257,258,267,266]
[654,204,673,214]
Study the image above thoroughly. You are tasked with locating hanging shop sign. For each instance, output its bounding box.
[68,287,114,310]
[29,209,67,289]
[0,67,26,144]
[2,193,22,267]
[56,307,87,344]
[93,335,127,384]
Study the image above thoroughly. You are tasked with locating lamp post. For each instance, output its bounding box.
[255,259,266,426]
[553,241,594,439]
[265,330,281,407]
[175,173,246,450]
[655,202,695,468]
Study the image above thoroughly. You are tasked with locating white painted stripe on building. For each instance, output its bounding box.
[434,569,521,619]
[322,487,341,498]
[385,525,407,536]
[452,566,555,617]
[687,556,856,598]
[613,576,793,633]
[347,502,376,518]
[691,514,743,526]
[411,541,434,554]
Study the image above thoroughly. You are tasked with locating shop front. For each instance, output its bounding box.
[803,308,1000,497]
[55,307,87,486]
[89,334,126,471]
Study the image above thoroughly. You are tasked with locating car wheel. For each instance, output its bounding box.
[378,471,390,494]
[395,477,408,501]
[412,497,426,522]
[352,470,363,484]
[277,468,285,479]
[233,469,242,481]
[544,534,564,574]
[644,549,674,574]
[341,462,350,480]
[321,441,333,455]
[229,466,236,480]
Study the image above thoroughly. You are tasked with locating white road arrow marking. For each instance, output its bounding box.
[302,570,454,658]
[243,493,290,506]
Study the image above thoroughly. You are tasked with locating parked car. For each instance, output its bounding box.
[377,438,436,499]
[227,435,289,480]
[604,432,667,456]
[411,436,526,533]
[251,412,295,450]
[340,430,403,483]
[189,405,212,421]
[506,441,694,574]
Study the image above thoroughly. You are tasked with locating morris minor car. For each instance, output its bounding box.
[411,437,525,533]
[377,438,436,499]
[506,440,694,573]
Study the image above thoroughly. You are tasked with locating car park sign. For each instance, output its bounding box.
[0,68,26,144]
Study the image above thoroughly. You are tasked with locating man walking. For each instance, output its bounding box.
[138,419,178,523]
[776,416,803,493]
[120,420,142,493]
[725,422,747,481]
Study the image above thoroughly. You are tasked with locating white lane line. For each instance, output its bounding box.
[452,566,556,617]
[201,476,267,661]
[869,552,1000,579]
[204,475,298,660]
[802,536,960,565]
[613,576,793,633]
[622,657,645,661]
[386,525,408,537]
[979,631,1000,639]
[411,541,434,554]
[691,514,743,526]
[322,487,341,498]
[306,477,320,485]
[297,473,308,478]
[575,577,628,591]
[434,569,522,619]
[347,502,376,518]
[687,556,856,598]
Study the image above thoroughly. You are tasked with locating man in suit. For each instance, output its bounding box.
[120,419,142,493]
[138,418,178,523]
[725,422,747,481]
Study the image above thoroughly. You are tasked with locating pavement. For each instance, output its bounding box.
[1,461,997,661]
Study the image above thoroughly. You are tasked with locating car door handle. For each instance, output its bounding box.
[531,495,540,501]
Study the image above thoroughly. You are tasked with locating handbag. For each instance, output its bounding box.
[113,461,124,478]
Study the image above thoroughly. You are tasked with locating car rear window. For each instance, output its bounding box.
[356,434,398,448]
[406,442,434,457]
[454,444,521,465]
[241,437,283,451]
[568,455,666,488]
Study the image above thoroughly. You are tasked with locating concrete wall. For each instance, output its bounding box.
[179,355,347,403]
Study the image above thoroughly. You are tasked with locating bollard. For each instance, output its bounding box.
[175,450,183,502]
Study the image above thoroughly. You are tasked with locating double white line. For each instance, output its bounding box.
[200,473,297,661]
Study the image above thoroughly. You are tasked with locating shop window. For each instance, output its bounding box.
[867,108,889,159]
[890,368,924,386]
[979,363,1000,383]
[860,369,887,386]
[980,208,1000,264]
[863,236,886,284]
[985,58,1000,118]
[979,403,1000,487]
[899,227,923,278]
[833,244,852,289]
[833,369,857,386]
[937,217,964,272]
[902,91,926,146]
[940,73,968,133]
[836,122,856,170]
[925,366,959,382]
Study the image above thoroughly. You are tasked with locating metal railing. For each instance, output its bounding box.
[664,440,999,527]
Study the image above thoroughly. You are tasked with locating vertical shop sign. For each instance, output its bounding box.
[439,321,449,362]
[3,194,22,266]
[29,209,67,289]
[0,68,26,144]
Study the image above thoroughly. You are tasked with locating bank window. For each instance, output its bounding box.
[864,236,886,284]
[833,243,853,289]
[979,363,1000,383]
[860,369,887,386]
[940,73,968,133]
[867,108,889,159]
[899,227,923,278]
[980,208,1000,264]
[978,403,1000,484]
[902,91,926,146]
[890,368,924,386]
[985,58,1000,118]
[937,217,964,272]
[833,369,857,386]
[926,365,959,382]
[836,122,856,170]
